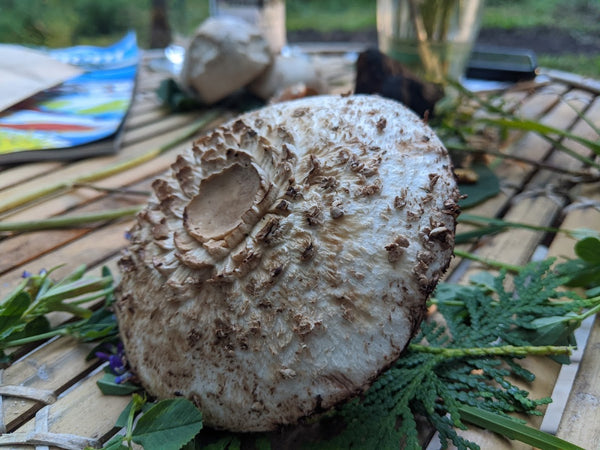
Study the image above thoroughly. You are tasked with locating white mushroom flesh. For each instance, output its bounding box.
[180,16,272,105]
[115,94,460,432]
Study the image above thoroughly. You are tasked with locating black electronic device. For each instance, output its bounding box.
[466,45,538,82]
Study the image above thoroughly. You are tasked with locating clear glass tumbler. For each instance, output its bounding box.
[377,0,484,84]
[210,0,287,54]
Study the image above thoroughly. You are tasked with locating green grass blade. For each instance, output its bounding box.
[563,100,600,138]
[458,405,584,450]
[455,225,505,244]
[0,206,142,232]
[458,213,560,234]
[480,117,600,156]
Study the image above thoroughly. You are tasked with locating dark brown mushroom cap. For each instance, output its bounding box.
[115,94,460,432]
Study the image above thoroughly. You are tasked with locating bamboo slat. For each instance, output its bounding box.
[0,52,599,449]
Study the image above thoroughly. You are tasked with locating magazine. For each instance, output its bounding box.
[0,32,139,164]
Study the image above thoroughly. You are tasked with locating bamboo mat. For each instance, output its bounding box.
[0,50,599,449]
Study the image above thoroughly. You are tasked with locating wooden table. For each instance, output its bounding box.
[0,49,599,449]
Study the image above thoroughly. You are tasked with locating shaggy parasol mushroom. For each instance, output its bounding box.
[115,95,460,432]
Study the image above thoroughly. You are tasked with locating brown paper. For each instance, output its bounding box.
[0,44,83,112]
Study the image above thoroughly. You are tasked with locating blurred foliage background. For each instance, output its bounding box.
[1,0,598,76]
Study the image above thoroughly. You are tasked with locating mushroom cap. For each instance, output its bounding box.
[115,94,460,432]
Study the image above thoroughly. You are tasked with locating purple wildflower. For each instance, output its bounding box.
[115,372,134,384]
[22,268,48,278]
[96,341,135,384]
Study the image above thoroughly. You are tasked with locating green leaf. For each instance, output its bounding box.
[114,395,153,428]
[6,316,51,344]
[131,398,203,450]
[157,78,204,112]
[512,315,578,363]
[96,373,141,396]
[575,237,600,264]
[97,433,128,450]
[0,351,11,366]
[468,271,498,292]
[40,275,112,311]
[455,225,504,244]
[458,163,500,209]
[55,264,87,286]
[0,291,30,334]
[586,285,600,297]
[458,405,584,450]
[559,258,600,288]
[254,436,272,450]
[64,307,117,342]
[202,436,242,450]
[115,398,137,428]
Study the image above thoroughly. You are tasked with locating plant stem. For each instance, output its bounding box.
[563,99,600,138]
[574,299,600,321]
[541,132,600,170]
[453,249,523,273]
[0,206,143,232]
[428,298,466,307]
[409,343,572,358]
[125,394,146,448]
[458,213,566,235]
[0,110,221,215]
[479,117,600,168]
[407,0,444,82]
[2,329,68,349]
[72,183,150,196]
[447,144,598,179]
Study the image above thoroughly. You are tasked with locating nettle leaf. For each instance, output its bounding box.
[131,398,203,450]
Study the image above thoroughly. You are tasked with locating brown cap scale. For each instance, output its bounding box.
[115,94,460,432]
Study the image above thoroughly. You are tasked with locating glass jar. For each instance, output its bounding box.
[377,0,484,83]
[210,0,286,54]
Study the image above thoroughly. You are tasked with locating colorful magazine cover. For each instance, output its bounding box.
[0,32,139,164]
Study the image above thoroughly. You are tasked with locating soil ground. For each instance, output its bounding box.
[287,26,600,56]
